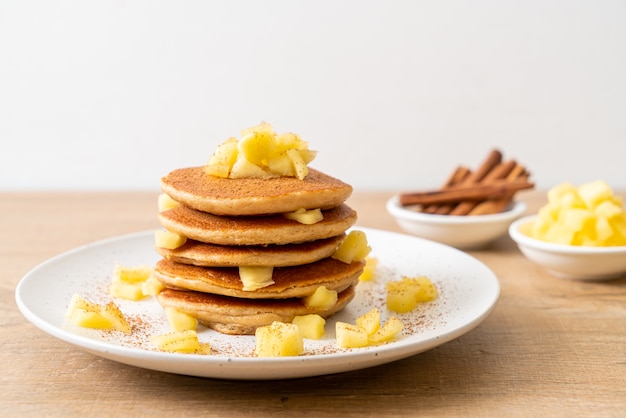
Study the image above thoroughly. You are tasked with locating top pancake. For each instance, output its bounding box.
[160,166,353,216]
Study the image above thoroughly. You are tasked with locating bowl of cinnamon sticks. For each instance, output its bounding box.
[387,149,533,249]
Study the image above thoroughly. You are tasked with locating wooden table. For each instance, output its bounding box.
[2,190,625,417]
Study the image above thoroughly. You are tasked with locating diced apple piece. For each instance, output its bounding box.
[266,152,296,177]
[544,223,576,245]
[157,193,180,212]
[386,276,438,313]
[369,317,404,344]
[109,281,145,301]
[386,281,418,313]
[562,208,595,233]
[150,330,204,354]
[286,148,308,180]
[335,322,369,348]
[255,321,304,357]
[411,276,439,303]
[358,257,378,282]
[65,294,100,317]
[578,180,614,209]
[110,264,151,300]
[100,302,131,333]
[356,308,380,336]
[155,230,187,250]
[303,286,337,310]
[165,307,198,332]
[66,295,130,333]
[69,309,116,330]
[239,131,276,167]
[292,314,326,340]
[239,266,274,291]
[594,200,623,220]
[547,183,577,205]
[113,263,152,284]
[332,230,371,264]
[229,157,273,179]
[204,137,239,178]
[283,208,323,225]
[141,275,165,296]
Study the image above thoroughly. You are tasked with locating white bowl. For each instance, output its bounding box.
[509,215,626,281]
[386,195,527,249]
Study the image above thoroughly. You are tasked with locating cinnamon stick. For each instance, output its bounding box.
[468,164,528,215]
[399,178,534,206]
[421,166,471,214]
[430,150,502,215]
[449,160,517,215]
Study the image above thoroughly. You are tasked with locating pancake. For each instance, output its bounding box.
[160,167,353,216]
[159,203,357,246]
[153,257,364,299]
[156,285,356,335]
[156,234,345,267]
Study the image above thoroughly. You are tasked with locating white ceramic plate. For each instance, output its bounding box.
[15,227,500,380]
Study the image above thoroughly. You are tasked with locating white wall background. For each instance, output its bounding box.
[1,0,625,192]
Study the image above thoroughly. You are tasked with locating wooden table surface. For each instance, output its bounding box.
[2,190,625,417]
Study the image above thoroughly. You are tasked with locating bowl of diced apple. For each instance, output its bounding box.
[386,196,527,250]
[509,181,626,280]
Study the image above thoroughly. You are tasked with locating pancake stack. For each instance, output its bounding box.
[152,164,365,335]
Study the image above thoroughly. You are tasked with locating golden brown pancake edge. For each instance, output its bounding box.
[153,257,364,299]
[160,167,353,216]
[156,285,356,335]
[158,203,357,246]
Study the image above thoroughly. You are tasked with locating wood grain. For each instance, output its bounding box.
[2,190,625,417]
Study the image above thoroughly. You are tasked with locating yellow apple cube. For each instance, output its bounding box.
[100,302,132,333]
[69,309,115,330]
[113,263,152,283]
[165,307,198,332]
[386,276,438,313]
[369,317,404,344]
[255,321,304,357]
[109,281,145,301]
[332,230,371,264]
[303,286,338,310]
[544,223,576,245]
[411,276,439,303]
[66,295,130,333]
[356,308,381,336]
[578,180,613,209]
[239,266,274,291]
[283,208,323,225]
[335,322,369,348]
[204,137,239,178]
[239,130,277,167]
[547,183,577,205]
[65,294,100,317]
[286,148,309,180]
[266,152,296,177]
[141,275,165,296]
[157,193,180,212]
[562,208,595,233]
[150,330,204,354]
[292,314,326,340]
[358,257,378,282]
[155,230,187,250]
